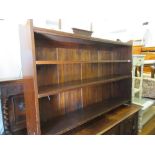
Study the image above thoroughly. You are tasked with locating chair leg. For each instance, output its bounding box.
[132,66,136,102]
[139,65,143,100]
[138,110,143,133]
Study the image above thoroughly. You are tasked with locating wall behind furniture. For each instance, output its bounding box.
[0,20,24,134]
[0,20,23,81]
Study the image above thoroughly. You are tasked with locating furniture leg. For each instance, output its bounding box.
[2,97,11,135]
[139,65,143,100]
[138,109,143,133]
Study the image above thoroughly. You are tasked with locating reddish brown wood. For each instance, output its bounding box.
[19,20,41,134]
[20,20,132,135]
[66,104,141,135]
[38,75,131,98]
[0,79,24,134]
[33,27,131,47]
[36,60,131,65]
[42,98,130,135]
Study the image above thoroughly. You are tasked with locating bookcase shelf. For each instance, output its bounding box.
[36,60,131,65]
[42,98,130,135]
[20,20,132,135]
[38,75,131,98]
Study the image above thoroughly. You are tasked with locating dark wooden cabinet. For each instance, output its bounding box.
[0,79,26,134]
[8,94,26,133]
[19,20,132,135]
[120,113,138,135]
[104,113,139,135]
[68,104,140,135]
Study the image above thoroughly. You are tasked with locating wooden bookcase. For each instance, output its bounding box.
[20,20,132,135]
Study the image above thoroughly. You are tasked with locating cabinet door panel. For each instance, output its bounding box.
[120,113,138,135]
[103,113,138,135]
[8,94,26,132]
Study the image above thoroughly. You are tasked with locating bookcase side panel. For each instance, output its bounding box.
[19,20,41,134]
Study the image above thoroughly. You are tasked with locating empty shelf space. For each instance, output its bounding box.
[36,60,131,65]
[38,75,131,98]
[41,98,130,135]
[67,104,141,135]
[33,27,131,47]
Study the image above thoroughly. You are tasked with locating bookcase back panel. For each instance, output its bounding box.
[57,48,81,61]
[35,44,57,61]
[98,48,112,60]
[39,95,60,122]
[111,46,132,60]
[35,39,57,60]
[37,65,58,87]
[111,79,131,99]
[82,64,99,79]
[58,64,81,83]
[60,89,83,113]
[112,63,131,75]
[39,88,82,122]
[98,64,112,77]
[79,48,98,61]
[82,84,111,108]
[36,63,128,89]
[119,78,131,99]
[35,36,131,62]
[36,63,130,89]
[39,78,130,124]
